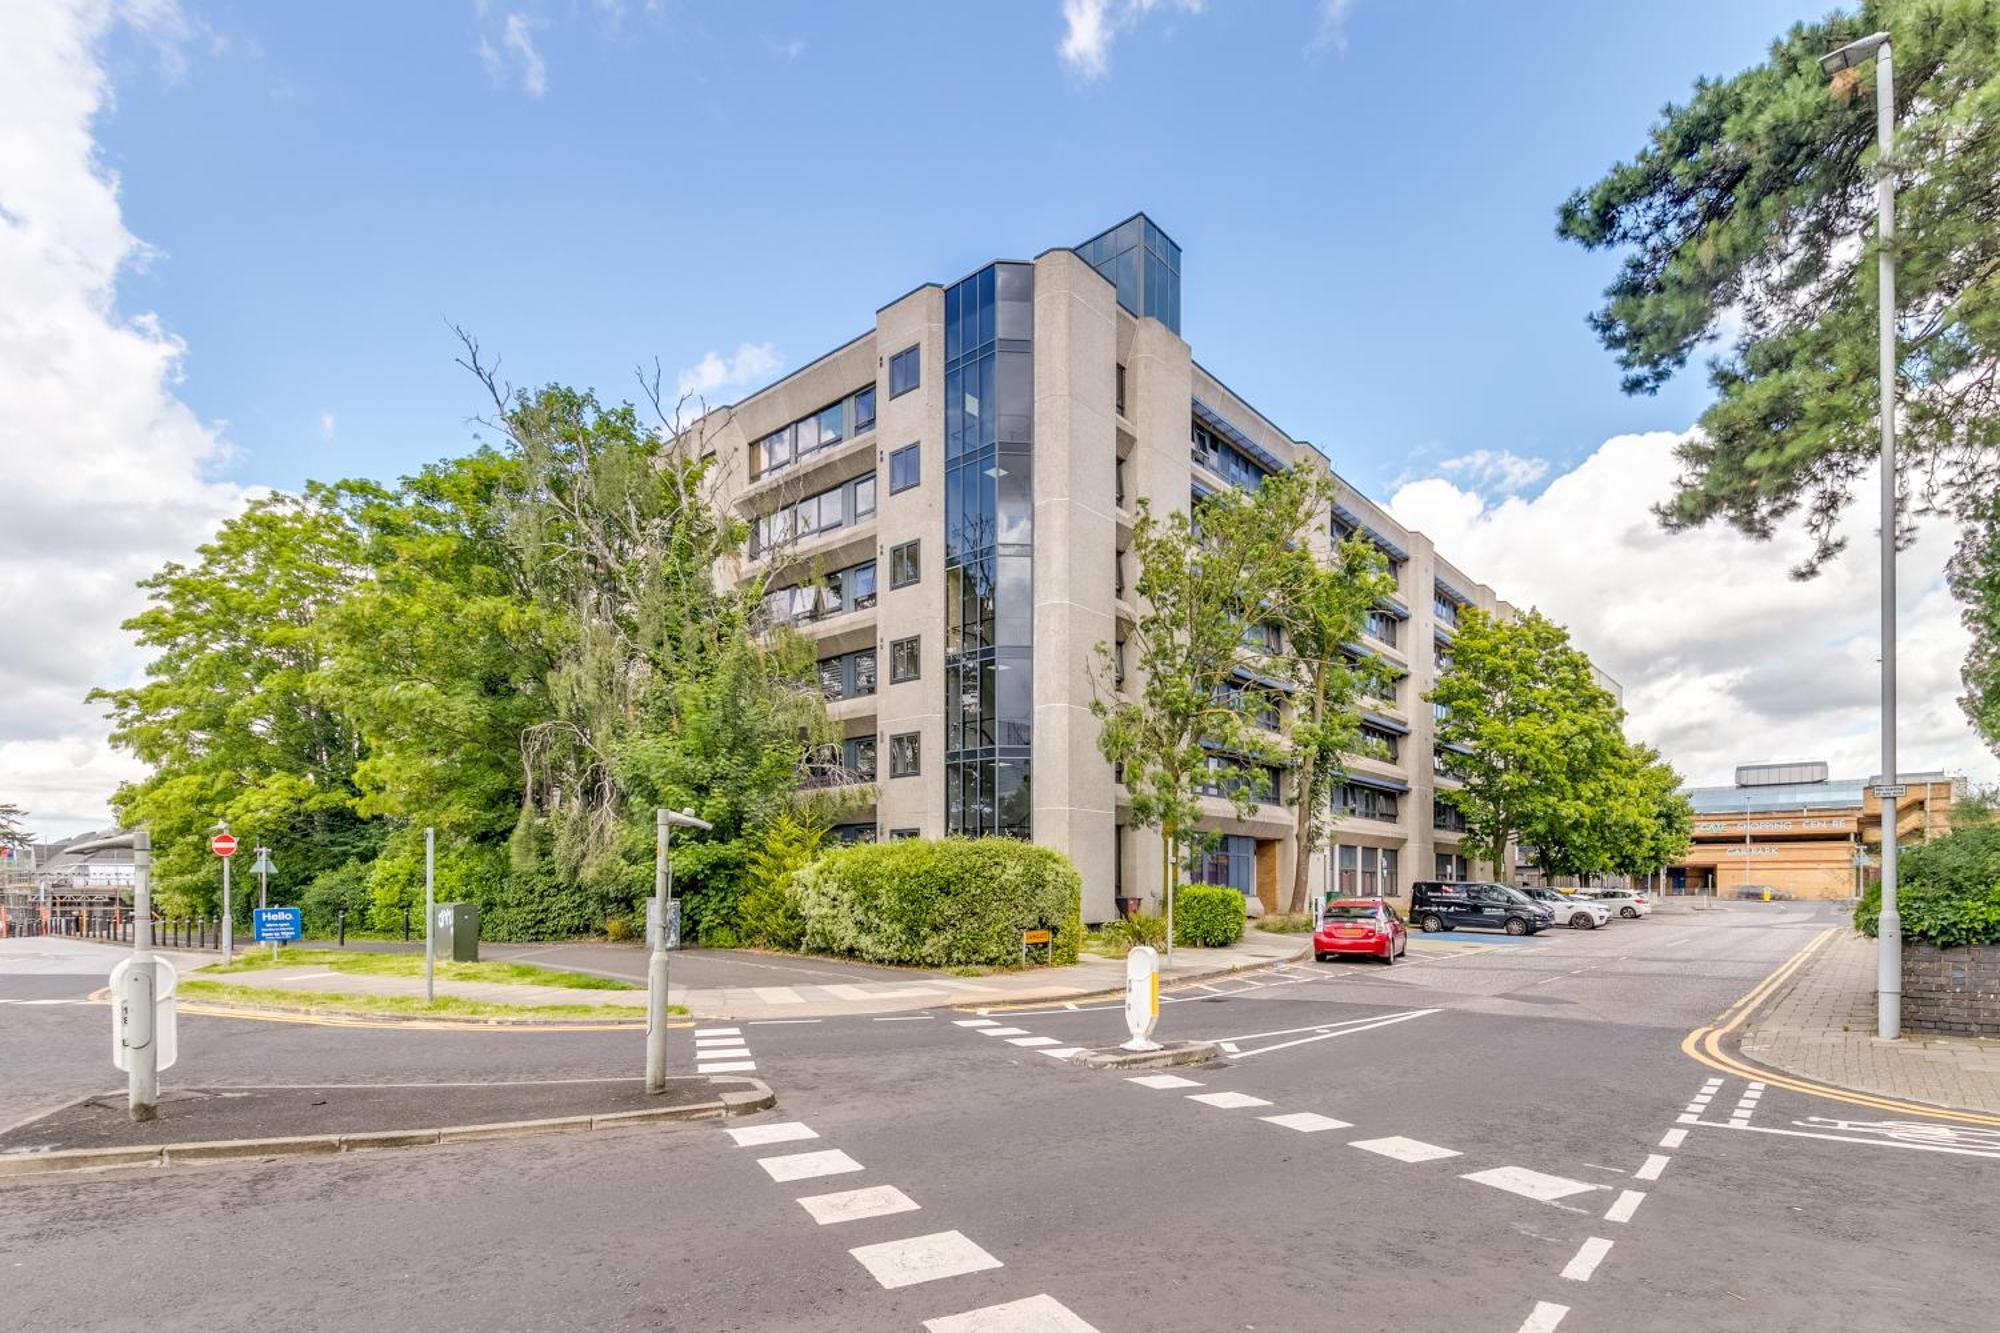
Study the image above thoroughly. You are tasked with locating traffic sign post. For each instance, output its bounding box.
[250,846,277,960]
[1121,945,1161,1052]
[252,908,302,943]
[212,825,236,964]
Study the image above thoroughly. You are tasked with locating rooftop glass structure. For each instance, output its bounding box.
[1075,214,1181,334]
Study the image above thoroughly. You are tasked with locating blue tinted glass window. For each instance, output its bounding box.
[889,345,920,397]
[890,444,920,494]
[854,386,876,433]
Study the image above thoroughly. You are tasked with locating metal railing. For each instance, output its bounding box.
[0,905,228,947]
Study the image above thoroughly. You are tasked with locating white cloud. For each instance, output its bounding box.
[319,411,335,442]
[476,8,547,97]
[676,342,781,403]
[1058,0,1205,80]
[1308,0,1357,56]
[1388,429,1999,791]
[767,36,806,63]
[1439,448,1550,496]
[0,0,249,838]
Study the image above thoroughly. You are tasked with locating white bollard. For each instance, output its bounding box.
[1121,945,1161,1052]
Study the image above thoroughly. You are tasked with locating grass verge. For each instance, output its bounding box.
[178,979,673,1021]
[201,948,636,990]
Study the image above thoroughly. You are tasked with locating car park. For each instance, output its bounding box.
[1520,886,1611,929]
[1586,888,1652,919]
[1732,884,1792,900]
[1313,899,1407,964]
[1408,881,1554,936]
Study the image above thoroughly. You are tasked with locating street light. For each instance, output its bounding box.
[1820,29,1901,1039]
[647,807,713,1093]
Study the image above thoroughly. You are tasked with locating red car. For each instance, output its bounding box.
[1313,899,1407,964]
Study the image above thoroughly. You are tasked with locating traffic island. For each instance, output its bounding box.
[0,1075,772,1179]
[1069,1042,1221,1071]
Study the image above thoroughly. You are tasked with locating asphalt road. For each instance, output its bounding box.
[4,906,1996,1332]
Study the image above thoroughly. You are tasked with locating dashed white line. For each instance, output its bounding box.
[924,1293,1101,1332]
[1186,1091,1273,1110]
[955,1019,999,1028]
[757,1149,864,1182]
[1007,1036,1063,1048]
[796,1184,921,1226]
[1633,1154,1671,1181]
[1515,1300,1569,1332]
[695,1026,741,1036]
[875,1014,934,1022]
[1559,1236,1614,1282]
[1659,1128,1688,1148]
[1461,1167,1604,1204]
[697,1060,757,1074]
[1260,1112,1352,1133]
[1126,1074,1203,1089]
[1041,1047,1084,1059]
[1604,1189,1646,1223]
[747,1017,821,1024]
[978,1027,1032,1038]
[695,1037,747,1048]
[725,1122,817,1147]
[1349,1136,1462,1163]
[848,1230,1003,1289]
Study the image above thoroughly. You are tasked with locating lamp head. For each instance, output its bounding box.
[1819,31,1888,78]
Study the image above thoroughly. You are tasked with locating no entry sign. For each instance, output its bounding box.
[210,833,238,857]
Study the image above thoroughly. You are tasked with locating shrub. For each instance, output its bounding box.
[1855,821,2000,948]
[798,837,1082,967]
[603,915,635,942]
[737,816,819,950]
[1092,912,1168,956]
[1174,884,1246,948]
[670,839,751,947]
[300,861,373,937]
[1255,913,1314,934]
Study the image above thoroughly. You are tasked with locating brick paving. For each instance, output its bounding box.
[1740,928,2000,1116]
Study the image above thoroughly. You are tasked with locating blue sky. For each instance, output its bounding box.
[96,0,1812,499]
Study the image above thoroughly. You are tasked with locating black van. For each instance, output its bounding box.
[1408,881,1554,936]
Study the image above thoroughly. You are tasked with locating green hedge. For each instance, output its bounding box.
[798,837,1082,967]
[1855,821,2000,948]
[1174,884,1246,948]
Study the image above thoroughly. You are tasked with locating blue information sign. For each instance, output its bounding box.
[252,907,302,943]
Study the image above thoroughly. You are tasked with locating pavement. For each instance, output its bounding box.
[1739,925,2000,1116]
[9,905,2000,1331]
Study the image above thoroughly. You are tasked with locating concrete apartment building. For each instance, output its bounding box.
[698,214,1600,923]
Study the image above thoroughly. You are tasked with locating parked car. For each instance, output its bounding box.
[1313,899,1407,964]
[1408,881,1554,936]
[1586,888,1652,919]
[1520,886,1611,930]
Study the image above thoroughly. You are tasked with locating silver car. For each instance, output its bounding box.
[1521,887,1611,929]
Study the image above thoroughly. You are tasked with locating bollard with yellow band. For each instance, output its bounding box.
[1122,945,1162,1052]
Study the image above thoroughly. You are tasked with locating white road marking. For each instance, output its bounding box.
[695,1037,747,1048]
[1062,1002,1080,1011]
[1210,1009,1435,1045]
[1187,1091,1273,1110]
[751,986,805,1004]
[1126,1074,1203,1089]
[695,1027,741,1036]
[924,1293,1101,1332]
[875,1014,933,1022]
[748,1018,820,1024]
[1685,1118,2000,1160]
[1560,1237,1613,1282]
[955,1019,999,1027]
[797,1184,921,1226]
[848,1230,1003,1290]
[1260,1112,1352,1133]
[1604,1189,1646,1223]
[1675,1114,1701,1125]
[757,1148,864,1182]
[1515,1301,1569,1333]
[1230,1008,1443,1058]
[1219,1041,1241,1053]
[1634,1154,1671,1181]
[1008,1036,1063,1047]
[979,1027,1032,1037]
[1349,1136,1462,1163]
[697,1060,757,1073]
[1041,1047,1084,1059]
[1462,1167,1605,1204]
[1659,1128,1688,1149]
[726,1122,817,1147]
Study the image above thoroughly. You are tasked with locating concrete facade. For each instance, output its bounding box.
[699,215,1604,923]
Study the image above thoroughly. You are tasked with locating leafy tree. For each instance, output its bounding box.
[1273,523,1397,914]
[1622,744,1695,881]
[1092,472,1318,928]
[92,490,373,914]
[0,803,33,856]
[1558,0,2000,744]
[1428,608,1629,877]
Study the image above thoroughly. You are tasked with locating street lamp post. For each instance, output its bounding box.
[647,807,713,1094]
[1820,30,1901,1040]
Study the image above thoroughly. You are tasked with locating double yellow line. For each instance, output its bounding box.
[1682,927,2000,1128]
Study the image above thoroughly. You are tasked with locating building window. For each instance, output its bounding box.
[1432,585,1462,627]
[890,635,921,683]
[829,822,876,845]
[1361,724,1400,763]
[1365,609,1399,648]
[1333,845,1402,899]
[1436,852,1467,881]
[751,473,876,556]
[889,345,920,398]
[1189,834,1255,895]
[891,540,920,589]
[1115,364,1127,416]
[753,385,875,480]
[818,648,877,701]
[854,386,876,434]
[761,559,876,626]
[1433,795,1468,832]
[1196,754,1280,804]
[1333,783,1399,822]
[889,732,921,778]
[889,444,921,494]
[889,828,920,841]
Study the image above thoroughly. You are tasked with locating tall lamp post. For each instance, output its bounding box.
[647,807,713,1093]
[1819,30,1901,1040]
